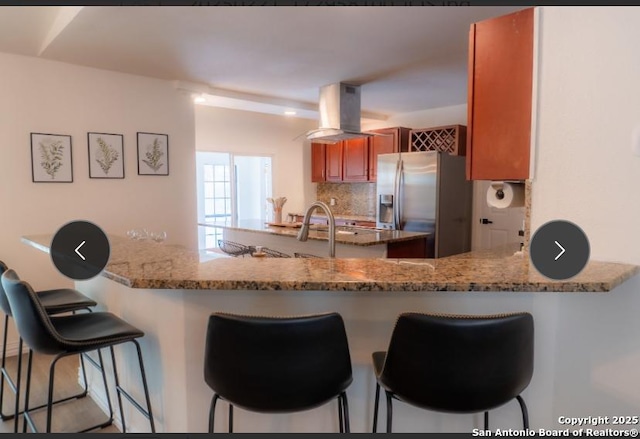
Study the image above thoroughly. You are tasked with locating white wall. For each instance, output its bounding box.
[0,51,197,294]
[530,6,640,424]
[532,7,640,265]
[363,103,467,131]
[195,106,317,218]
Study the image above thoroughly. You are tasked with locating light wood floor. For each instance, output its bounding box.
[0,352,119,433]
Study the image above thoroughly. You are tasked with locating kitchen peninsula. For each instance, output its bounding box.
[21,234,640,433]
[199,219,430,258]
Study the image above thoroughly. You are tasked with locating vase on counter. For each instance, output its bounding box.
[267,196,287,224]
[273,207,283,224]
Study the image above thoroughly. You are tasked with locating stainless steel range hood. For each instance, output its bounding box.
[305,83,377,144]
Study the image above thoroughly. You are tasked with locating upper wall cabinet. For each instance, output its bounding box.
[311,143,326,182]
[310,142,344,182]
[325,142,344,182]
[466,7,534,181]
[368,127,410,182]
[342,138,369,182]
[311,127,410,183]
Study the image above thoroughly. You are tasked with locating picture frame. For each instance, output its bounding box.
[30,133,73,183]
[88,132,124,179]
[137,132,169,176]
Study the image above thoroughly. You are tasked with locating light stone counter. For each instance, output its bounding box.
[22,234,639,292]
[200,219,428,246]
[20,234,640,434]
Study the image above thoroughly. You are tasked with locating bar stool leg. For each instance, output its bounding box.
[338,396,344,433]
[12,338,22,433]
[209,394,220,433]
[385,390,393,433]
[22,349,34,433]
[133,340,156,433]
[372,382,381,433]
[45,350,114,433]
[341,391,350,433]
[484,411,489,430]
[110,341,155,433]
[228,403,233,432]
[0,314,10,420]
[516,395,529,429]
[109,346,127,432]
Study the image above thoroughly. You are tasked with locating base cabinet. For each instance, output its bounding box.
[387,238,428,258]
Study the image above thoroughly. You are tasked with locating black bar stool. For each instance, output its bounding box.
[372,312,534,432]
[0,268,155,433]
[204,312,353,432]
[0,260,97,432]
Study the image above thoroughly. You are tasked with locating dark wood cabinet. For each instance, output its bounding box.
[387,238,428,258]
[368,127,410,182]
[311,143,326,182]
[467,8,534,180]
[310,127,410,183]
[342,138,369,182]
[325,142,343,182]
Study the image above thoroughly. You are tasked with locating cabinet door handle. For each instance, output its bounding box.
[480,218,493,224]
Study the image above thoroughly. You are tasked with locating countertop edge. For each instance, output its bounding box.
[22,235,640,293]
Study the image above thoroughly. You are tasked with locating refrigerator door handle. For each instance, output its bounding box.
[392,159,401,229]
[394,159,404,230]
[397,159,404,230]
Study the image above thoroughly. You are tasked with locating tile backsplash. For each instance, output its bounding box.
[316,182,376,218]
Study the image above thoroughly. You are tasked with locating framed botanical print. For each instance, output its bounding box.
[137,132,169,176]
[88,132,125,179]
[31,133,73,183]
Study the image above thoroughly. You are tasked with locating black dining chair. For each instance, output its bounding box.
[0,268,155,433]
[372,312,534,433]
[204,312,353,432]
[0,260,97,432]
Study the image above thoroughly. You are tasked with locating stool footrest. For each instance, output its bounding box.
[116,384,152,421]
[1,352,89,421]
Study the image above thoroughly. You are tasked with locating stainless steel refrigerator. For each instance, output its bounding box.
[376,151,473,258]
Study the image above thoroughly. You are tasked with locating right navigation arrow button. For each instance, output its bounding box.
[530,220,590,280]
[554,240,565,261]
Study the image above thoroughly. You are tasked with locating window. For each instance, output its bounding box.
[196,152,272,251]
[202,163,231,249]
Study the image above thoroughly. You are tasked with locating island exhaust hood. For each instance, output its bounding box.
[305,83,378,144]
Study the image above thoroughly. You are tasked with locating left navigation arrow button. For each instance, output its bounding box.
[51,221,110,280]
[75,240,86,260]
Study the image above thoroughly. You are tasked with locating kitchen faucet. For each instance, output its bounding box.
[297,201,335,258]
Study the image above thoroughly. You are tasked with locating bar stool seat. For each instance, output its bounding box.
[1,268,155,433]
[34,288,97,314]
[42,313,143,352]
[372,312,534,433]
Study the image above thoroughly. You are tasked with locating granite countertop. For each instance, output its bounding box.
[22,234,639,292]
[199,219,428,246]
[289,213,377,223]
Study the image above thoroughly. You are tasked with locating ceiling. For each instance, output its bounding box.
[0,6,525,119]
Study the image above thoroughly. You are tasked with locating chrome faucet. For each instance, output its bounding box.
[297,201,335,258]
